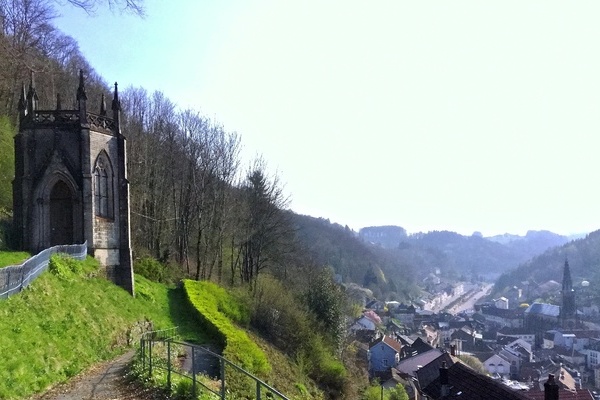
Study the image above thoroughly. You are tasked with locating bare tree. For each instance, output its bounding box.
[57,0,144,16]
[235,159,291,285]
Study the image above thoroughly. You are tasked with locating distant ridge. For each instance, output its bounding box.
[357,226,573,280]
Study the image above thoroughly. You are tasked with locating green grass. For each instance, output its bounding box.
[0,253,206,399]
[0,252,326,400]
[183,280,269,375]
[0,251,30,267]
[183,280,324,399]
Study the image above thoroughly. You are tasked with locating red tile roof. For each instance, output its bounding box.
[370,335,402,353]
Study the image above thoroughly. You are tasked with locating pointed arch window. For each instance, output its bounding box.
[94,152,114,219]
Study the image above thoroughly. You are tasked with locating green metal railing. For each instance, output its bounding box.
[140,331,288,399]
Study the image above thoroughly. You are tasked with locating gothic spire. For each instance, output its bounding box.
[26,71,38,115]
[111,82,121,132]
[562,259,573,293]
[100,93,107,116]
[111,82,121,112]
[76,69,87,101]
[17,82,27,117]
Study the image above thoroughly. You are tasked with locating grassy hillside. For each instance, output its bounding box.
[0,252,326,400]
[181,280,324,399]
[0,253,185,399]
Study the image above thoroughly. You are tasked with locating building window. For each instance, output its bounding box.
[383,359,388,367]
[94,152,114,219]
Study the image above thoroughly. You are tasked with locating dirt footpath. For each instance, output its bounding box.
[29,350,167,400]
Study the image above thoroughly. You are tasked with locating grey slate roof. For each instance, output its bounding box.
[525,302,560,317]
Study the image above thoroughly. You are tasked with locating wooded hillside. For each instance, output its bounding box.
[493,230,600,301]
[0,3,389,397]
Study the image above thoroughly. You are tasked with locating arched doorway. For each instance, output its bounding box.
[49,181,73,245]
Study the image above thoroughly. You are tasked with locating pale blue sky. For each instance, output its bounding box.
[55,1,600,236]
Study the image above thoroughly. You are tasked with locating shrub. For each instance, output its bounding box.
[183,280,269,376]
[0,208,13,250]
[49,253,83,281]
[302,335,347,391]
[251,275,312,355]
[134,257,169,283]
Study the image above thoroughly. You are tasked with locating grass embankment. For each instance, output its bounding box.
[0,251,30,267]
[183,280,269,375]
[0,251,203,400]
[183,280,324,399]
[0,251,325,400]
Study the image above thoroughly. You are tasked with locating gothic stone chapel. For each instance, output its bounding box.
[12,71,134,295]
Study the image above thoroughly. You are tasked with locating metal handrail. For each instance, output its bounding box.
[140,336,289,400]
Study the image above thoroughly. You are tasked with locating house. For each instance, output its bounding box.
[366,299,385,312]
[498,338,533,379]
[543,330,558,349]
[399,337,434,359]
[504,286,524,309]
[549,330,600,351]
[497,326,536,346]
[494,296,509,309]
[531,366,582,392]
[583,339,600,370]
[420,361,532,400]
[483,353,511,377]
[420,324,440,347]
[553,346,586,370]
[392,303,416,327]
[349,315,377,334]
[364,310,382,325]
[527,373,594,400]
[376,367,407,391]
[450,326,482,352]
[386,319,410,336]
[368,335,402,375]
[395,351,453,400]
[477,305,524,328]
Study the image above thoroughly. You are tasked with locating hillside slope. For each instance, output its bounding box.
[0,255,182,399]
[0,254,324,400]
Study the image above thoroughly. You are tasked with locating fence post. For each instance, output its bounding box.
[256,381,261,400]
[191,345,197,397]
[220,358,226,399]
[148,340,153,378]
[141,338,145,371]
[167,340,171,390]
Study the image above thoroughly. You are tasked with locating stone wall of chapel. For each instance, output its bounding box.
[89,130,120,250]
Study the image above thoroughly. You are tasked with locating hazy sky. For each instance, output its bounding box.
[55,1,600,237]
